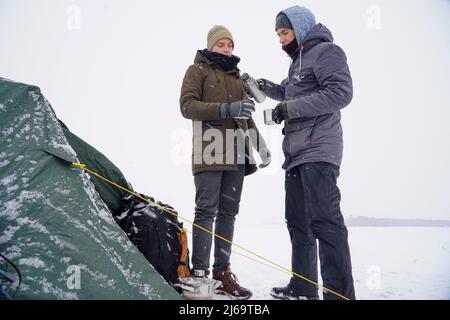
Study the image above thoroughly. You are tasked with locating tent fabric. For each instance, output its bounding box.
[58,120,132,215]
[0,78,180,299]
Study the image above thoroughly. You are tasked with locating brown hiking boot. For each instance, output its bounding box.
[212,268,252,300]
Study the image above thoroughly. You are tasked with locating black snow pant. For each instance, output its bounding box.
[192,165,245,275]
[285,162,355,300]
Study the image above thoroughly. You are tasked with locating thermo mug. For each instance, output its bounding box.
[264,109,275,125]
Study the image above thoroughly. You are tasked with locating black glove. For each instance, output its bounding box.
[246,79,266,100]
[272,102,289,124]
[220,100,256,119]
[256,78,267,91]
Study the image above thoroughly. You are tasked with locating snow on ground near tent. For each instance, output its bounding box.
[198,225,450,300]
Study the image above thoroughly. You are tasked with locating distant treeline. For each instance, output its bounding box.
[346,216,450,227]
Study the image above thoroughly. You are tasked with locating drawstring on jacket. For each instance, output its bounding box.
[288,46,303,82]
[298,45,303,73]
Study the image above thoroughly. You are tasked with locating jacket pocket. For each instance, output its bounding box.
[200,122,226,165]
[284,118,316,156]
[286,68,319,99]
[296,68,315,83]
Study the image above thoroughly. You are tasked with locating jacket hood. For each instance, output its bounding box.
[194,50,210,64]
[279,6,333,51]
[280,5,316,45]
[300,23,334,52]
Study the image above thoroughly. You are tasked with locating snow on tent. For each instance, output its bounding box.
[0,78,181,299]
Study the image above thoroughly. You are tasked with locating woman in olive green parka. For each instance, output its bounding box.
[179,25,270,300]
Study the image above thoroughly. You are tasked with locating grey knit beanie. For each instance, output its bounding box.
[275,13,293,30]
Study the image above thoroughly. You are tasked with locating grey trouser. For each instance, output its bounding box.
[192,165,245,274]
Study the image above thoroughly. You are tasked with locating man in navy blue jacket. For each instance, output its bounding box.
[258,5,356,300]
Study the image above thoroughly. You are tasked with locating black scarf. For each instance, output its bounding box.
[201,49,240,71]
[282,38,299,59]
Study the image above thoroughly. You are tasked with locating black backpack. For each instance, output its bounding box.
[115,194,189,286]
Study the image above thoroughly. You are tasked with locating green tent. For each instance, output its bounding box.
[0,78,180,299]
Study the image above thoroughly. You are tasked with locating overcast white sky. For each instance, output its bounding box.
[1,0,449,223]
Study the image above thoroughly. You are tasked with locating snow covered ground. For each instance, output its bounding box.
[191,224,450,300]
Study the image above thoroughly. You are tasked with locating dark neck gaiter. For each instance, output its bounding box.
[282,38,299,58]
[201,49,240,71]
